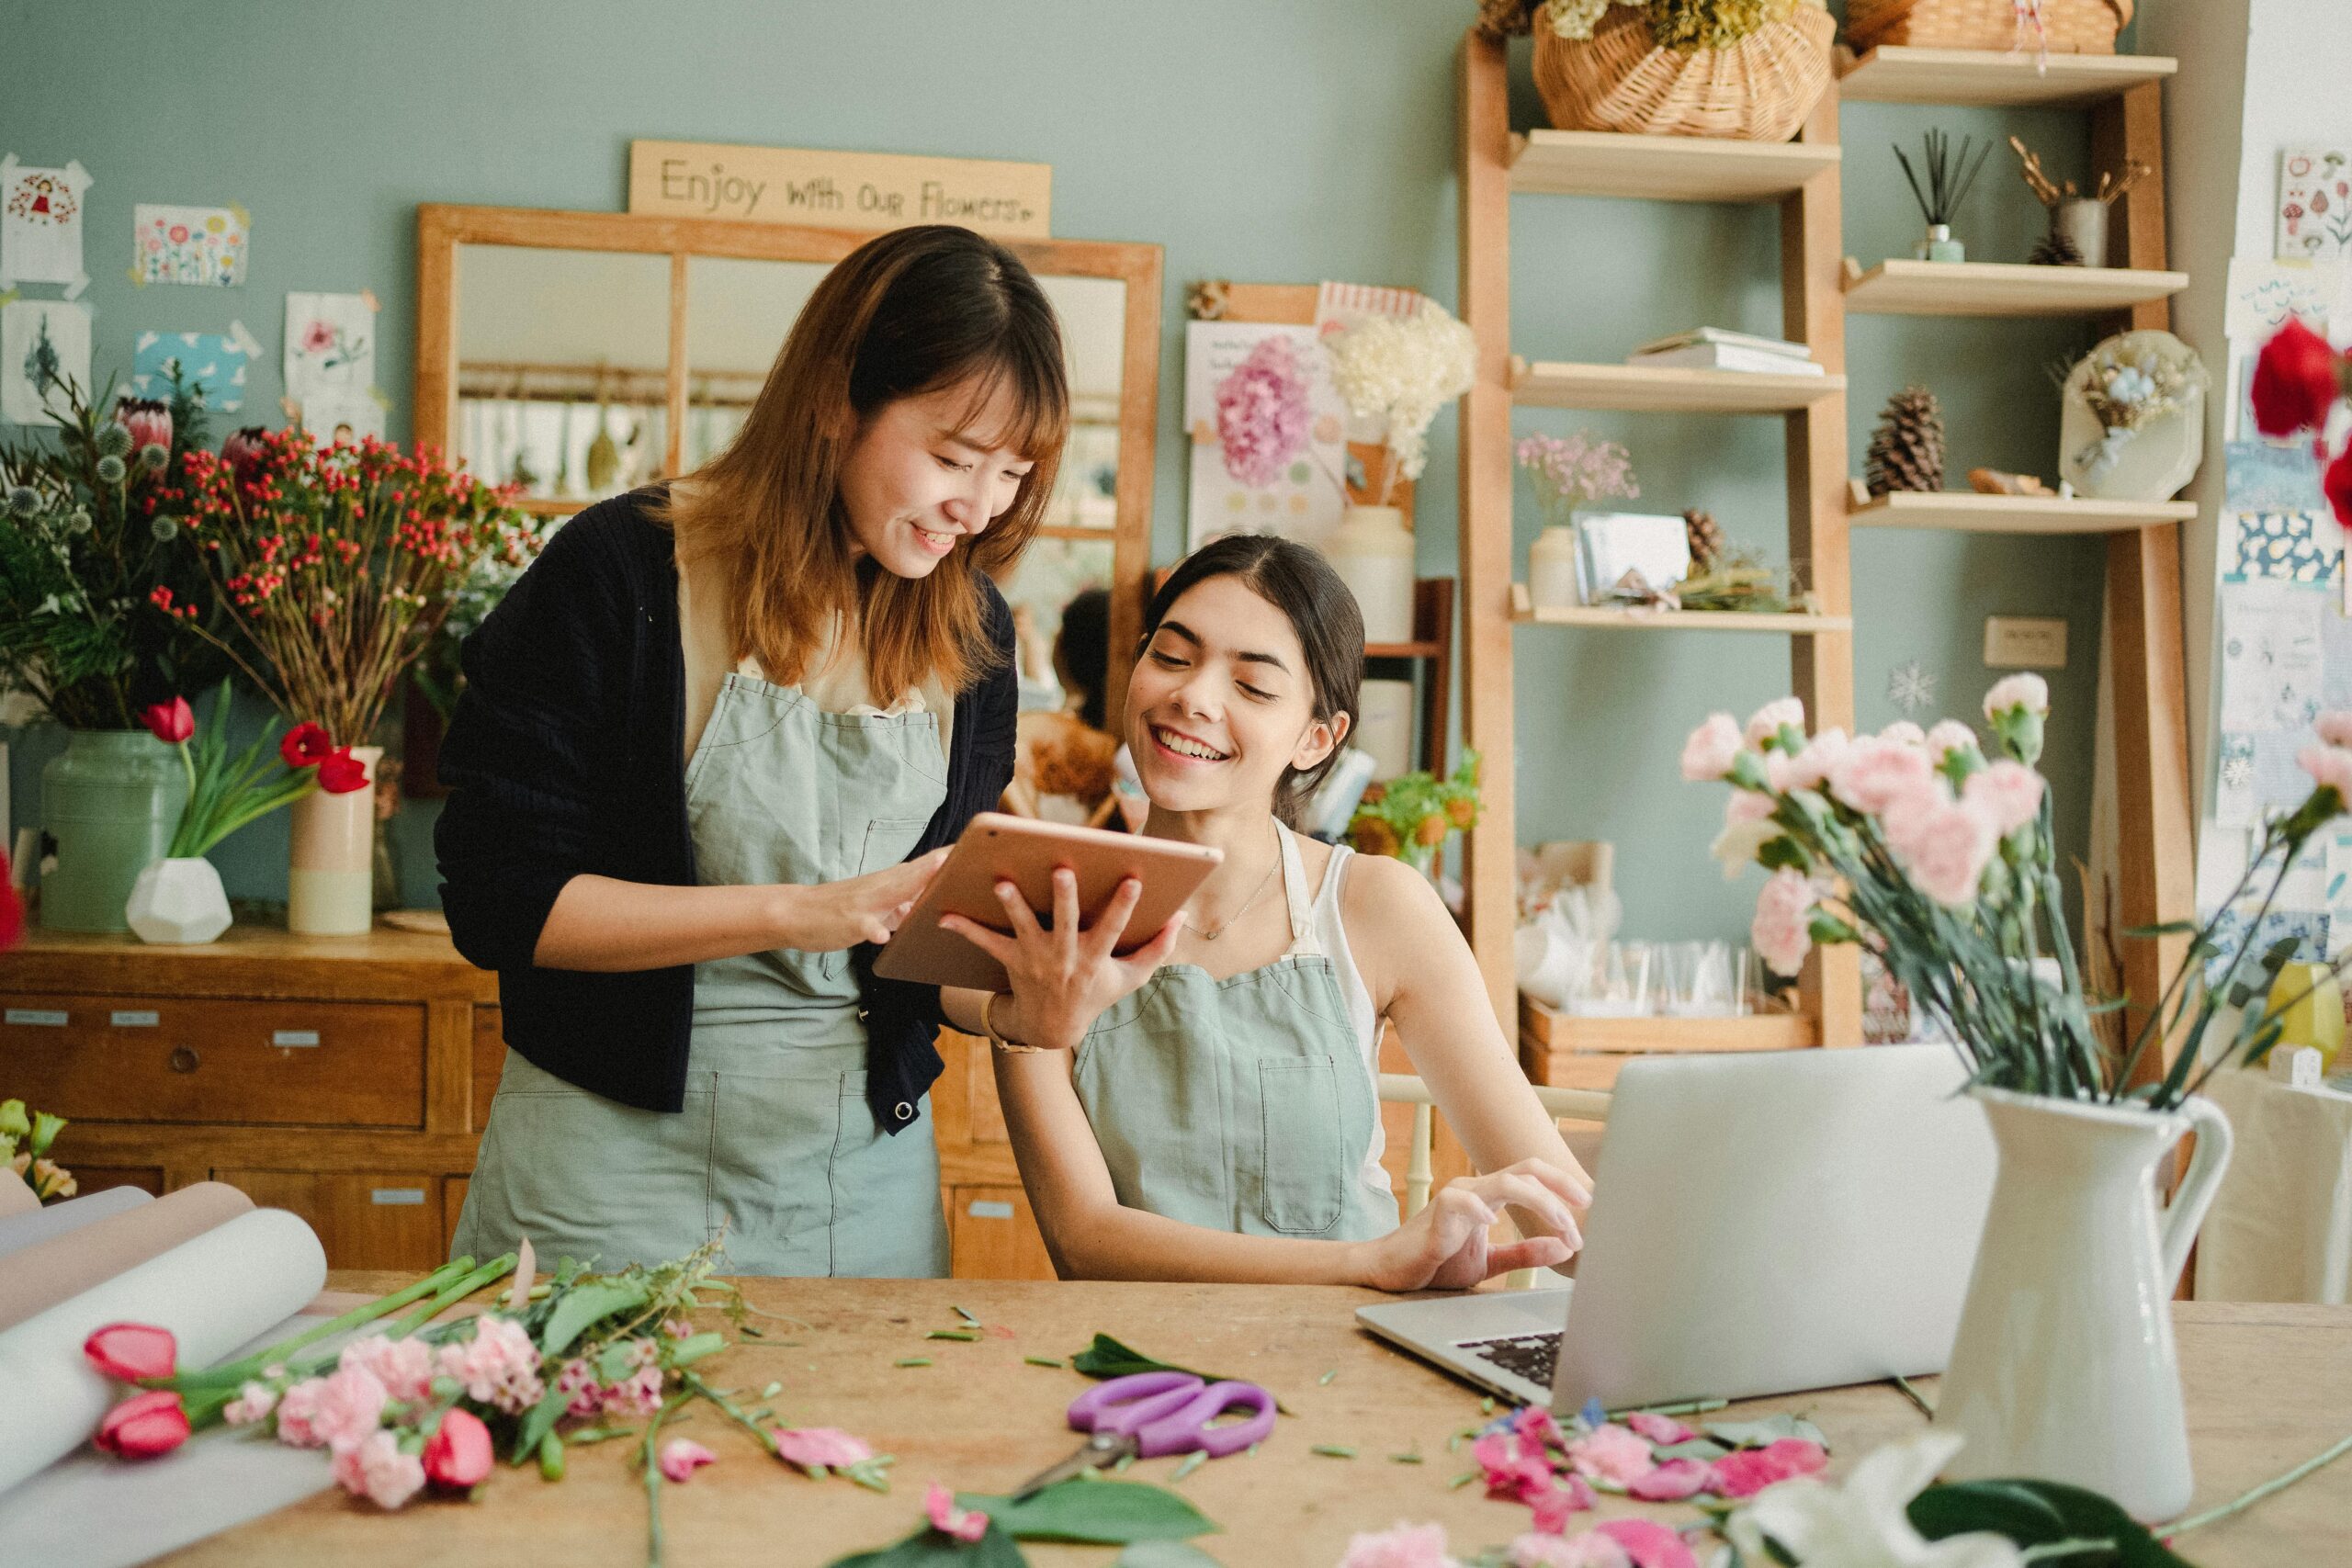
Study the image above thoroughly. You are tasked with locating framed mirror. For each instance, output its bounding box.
[413,204,1163,768]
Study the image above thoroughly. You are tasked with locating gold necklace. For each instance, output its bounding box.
[1193,822,1283,942]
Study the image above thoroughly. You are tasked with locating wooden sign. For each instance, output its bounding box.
[628,141,1051,238]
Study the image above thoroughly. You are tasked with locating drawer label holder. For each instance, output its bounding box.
[271,1030,322,1048]
[6,1009,68,1027]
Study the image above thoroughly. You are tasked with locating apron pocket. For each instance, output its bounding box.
[707,1071,844,1272]
[820,815,937,980]
[1258,1057,1348,1235]
[828,1085,949,1278]
[469,1065,714,1270]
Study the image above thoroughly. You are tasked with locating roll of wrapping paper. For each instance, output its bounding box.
[0,1208,326,1495]
[0,1170,37,1218]
[0,1183,256,1333]
[0,1187,150,1262]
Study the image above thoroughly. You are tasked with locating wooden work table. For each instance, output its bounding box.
[160,1280,2348,1566]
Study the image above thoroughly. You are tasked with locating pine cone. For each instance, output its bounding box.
[1682,508,1724,570]
[1473,0,1540,38]
[1865,387,1946,496]
[2028,226,2085,266]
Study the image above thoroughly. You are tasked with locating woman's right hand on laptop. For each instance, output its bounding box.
[941,868,1184,1052]
[1358,1159,1589,1292]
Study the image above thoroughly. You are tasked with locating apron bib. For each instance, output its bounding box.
[1071,826,1398,1242]
[456,662,950,1277]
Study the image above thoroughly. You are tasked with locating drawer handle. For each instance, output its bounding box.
[6,1009,67,1027]
[370,1188,426,1206]
[271,1030,322,1048]
[967,1200,1015,1220]
[111,1010,160,1028]
[169,1046,200,1074]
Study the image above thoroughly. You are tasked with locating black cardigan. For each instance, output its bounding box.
[433,489,1018,1134]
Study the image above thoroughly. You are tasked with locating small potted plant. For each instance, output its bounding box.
[125,683,367,944]
[1515,432,1640,609]
[1347,752,1482,879]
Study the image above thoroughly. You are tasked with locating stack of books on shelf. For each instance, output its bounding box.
[1627,328,1823,377]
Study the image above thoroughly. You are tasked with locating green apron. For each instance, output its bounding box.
[454,661,951,1277]
[1071,826,1398,1241]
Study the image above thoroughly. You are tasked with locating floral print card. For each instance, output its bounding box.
[130,322,263,411]
[0,156,93,299]
[132,203,248,287]
[2278,148,2352,265]
[283,289,376,407]
[1182,320,1347,551]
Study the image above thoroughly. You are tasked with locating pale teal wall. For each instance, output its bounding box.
[4,0,2134,934]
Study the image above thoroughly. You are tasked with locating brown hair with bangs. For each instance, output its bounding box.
[656,224,1069,703]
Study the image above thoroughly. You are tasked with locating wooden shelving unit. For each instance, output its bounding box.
[1844,258,2188,317]
[1837,45,2177,108]
[1458,30,1863,1098]
[1510,355,1843,412]
[1851,490,2199,535]
[1837,48,2193,1072]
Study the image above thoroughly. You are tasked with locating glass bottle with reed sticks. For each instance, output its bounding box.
[1896,130,1994,265]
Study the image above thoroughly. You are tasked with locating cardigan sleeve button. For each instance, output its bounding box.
[894,1100,914,1122]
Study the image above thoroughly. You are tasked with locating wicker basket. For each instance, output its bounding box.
[1846,0,2131,55]
[1532,4,1837,143]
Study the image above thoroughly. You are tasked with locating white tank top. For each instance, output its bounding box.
[1283,828,1393,1199]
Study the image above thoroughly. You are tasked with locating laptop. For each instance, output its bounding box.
[1355,1043,1996,1412]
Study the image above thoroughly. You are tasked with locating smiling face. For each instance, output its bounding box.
[1125,573,1348,816]
[837,378,1037,581]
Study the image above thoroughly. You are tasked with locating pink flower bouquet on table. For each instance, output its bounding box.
[1684,679,2352,1110]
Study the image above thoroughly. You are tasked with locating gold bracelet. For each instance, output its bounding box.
[983,991,1046,1054]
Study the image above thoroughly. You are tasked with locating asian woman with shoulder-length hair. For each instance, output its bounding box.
[437,224,1069,1278]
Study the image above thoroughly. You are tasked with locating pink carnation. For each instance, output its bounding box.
[332,1427,426,1510]
[1708,1437,1827,1499]
[287,1365,388,1454]
[773,1426,875,1472]
[1510,1534,1631,1568]
[223,1382,277,1426]
[1214,336,1312,488]
[1340,1522,1462,1568]
[1880,720,1927,746]
[659,1438,717,1483]
[1679,713,1744,781]
[2317,710,2352,748]
[1623,1410,1693,1446]
[1745,698,1805,749]
[555,1357,603,1417]
[1474,1431,1555,1502]
[1769,728,1849,794]
[1827,736,1938,816]
[433,1314,545,1415]
[2299,743,2352,804]
[600,1363,664,1418]
[1563,1422,1655,1486]
[1751,867,1817,978]
[1962,760,2045,837]
[339,1334,435,1405]
[924,1481,990,1543]
[1884,789,1996,907]
[1528,1473,1598,1533]
[1983,673,2049,718]
[1627,1457,1712,1501]
[272,1377,325,1448]
[1925,719,1977,757]
[1593,1519,1701,1568]
[1511,1405,1564,1450]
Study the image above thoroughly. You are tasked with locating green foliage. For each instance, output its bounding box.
[1347,752,1483,873]
[955,1479,1217,1546]
[1909,1479,2196,1567]
[1644,0,1801,51]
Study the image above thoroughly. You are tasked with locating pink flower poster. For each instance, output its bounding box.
[0,156,93,299]
[283,290,376,408]
[132,203,249,287]
[1182,321,1347,551]
[2277,148,2352,265]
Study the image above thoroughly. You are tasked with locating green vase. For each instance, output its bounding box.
[40,729,187,933]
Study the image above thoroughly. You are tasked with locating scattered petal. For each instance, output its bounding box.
[659,1438,717,1483]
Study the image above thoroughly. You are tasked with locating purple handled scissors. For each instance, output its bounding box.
[1008,1371,1277,1501]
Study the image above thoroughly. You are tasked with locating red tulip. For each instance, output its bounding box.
[113,398,174,455]
[221,425,270,484]
[85,1322,178,1382]
[0,856,20,951]
[94,1390,190,1459]
[2251,316,2346,437]
[280,722,334,768]
[139,697,196,746]
[2327,443,2352,531]
[422,1407,493,1489]
[316,747,370,795]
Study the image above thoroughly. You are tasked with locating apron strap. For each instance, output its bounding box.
[1277,823,1319,957]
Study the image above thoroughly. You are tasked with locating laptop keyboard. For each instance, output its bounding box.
[1458,1331,1561,1389]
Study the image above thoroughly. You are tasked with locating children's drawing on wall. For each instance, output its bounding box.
[300,390,387,445]
[0,156,93,299]
[131,203,249,287]
[130,322,263,411]
[0,298,92,424]
[284,289,376,406]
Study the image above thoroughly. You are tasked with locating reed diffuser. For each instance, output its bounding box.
[1895,130,1994,264]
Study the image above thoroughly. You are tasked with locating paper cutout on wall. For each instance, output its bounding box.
[132,204,248,288]
[130,322,262,411]
[2223,439,2328,513]
[283,291,375,406]
[2227,512,2338,585]
[1183,320,1348,552]
[0,298,92,424]
[0,157,92,299]
[298,390,386,444]
[2277,147,2352,265]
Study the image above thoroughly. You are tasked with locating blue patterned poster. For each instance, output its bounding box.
[130,321,260,411]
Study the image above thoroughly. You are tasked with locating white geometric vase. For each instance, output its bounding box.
[125,857,233,945]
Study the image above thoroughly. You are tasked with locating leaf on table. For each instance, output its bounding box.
[1911,1480,2195,1568]
[1649,1438,1730,1463]
[1068,1335,1284,1411]
[826,1521,1030,1567]
[1704,1414,1828,1451]
[956,1478,1218,1544]
[509,1381,575,1466]
[539,1278,651,1359]
[1116,1541,1226,1567]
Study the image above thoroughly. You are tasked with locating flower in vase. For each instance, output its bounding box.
[1883,788,1998,908]
[1215,336,1313,489]
[1745,698,1805,750]
[2250,315,2345,437]
[315,747,370,795]
[2327,444,2352,530]
[1752,867,1818,977]
[1768,728,1850,795]
[280,723,335,768]
[1828,735,1939,818]
[1679,713,1744,782]
[138,697,195,746]
[2299,743,2352,807]
[1961,761,2044,838]
[112,398,172,454]
[1925,719,1977,759]
[1982,673,2048,719]
[221,425,271,485]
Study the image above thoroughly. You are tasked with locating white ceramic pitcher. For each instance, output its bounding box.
[1933,1086,2233,1522]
